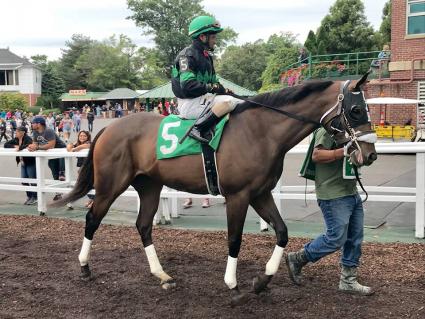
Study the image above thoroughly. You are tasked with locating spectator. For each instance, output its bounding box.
[72,111,81,133]
[116,103,123,118]
[4,126,37,205]
[66,130,94,209]
[95,105,101,117]
[0,118,9,142]
[28,116,67,201]
[86,108,95,132]
[298,47,309,66]
[109,105,115,118]
[46,113,55,131]
[62,113,73,142]
[169,101,177,114]
[55,115,62,136]
[101,104,107,118]
[182,198,210,209]
[370,44,390,73]
[9,116,17,139]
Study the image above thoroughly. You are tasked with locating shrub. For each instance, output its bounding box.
[0,92,28,111]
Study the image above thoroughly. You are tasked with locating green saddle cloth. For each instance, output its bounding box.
[156,114,229,159]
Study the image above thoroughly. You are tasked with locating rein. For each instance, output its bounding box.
[229,92,321,126]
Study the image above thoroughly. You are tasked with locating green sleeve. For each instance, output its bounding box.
[314,128,335,150]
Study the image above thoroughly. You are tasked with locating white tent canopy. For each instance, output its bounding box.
[366,97,421,104]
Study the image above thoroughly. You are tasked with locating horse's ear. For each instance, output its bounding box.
[352,71,370,92]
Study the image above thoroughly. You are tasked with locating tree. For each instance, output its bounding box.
[31,55,65,108]
[59,34,94,90]
[259,33,300,90]
[74,35,143,91]
[127,0,237,67]
[304,30,318,55]
[314,0,376,54]
[379,0,391,46]
[216,40,268,91]
[135,48,168,89]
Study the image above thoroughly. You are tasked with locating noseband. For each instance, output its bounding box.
[320,80,377,153]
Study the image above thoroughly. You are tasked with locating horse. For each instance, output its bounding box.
[53,74,377,305]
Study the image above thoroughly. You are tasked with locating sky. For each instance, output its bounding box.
[0,0,388,60]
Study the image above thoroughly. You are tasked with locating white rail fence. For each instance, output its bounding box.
[0,142,424,238]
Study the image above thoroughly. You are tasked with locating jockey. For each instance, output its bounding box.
[171,15,242,143]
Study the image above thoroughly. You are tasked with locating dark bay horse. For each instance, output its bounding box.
[53,75,377,304]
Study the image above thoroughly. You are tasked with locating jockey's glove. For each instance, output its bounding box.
[209,83,226,94]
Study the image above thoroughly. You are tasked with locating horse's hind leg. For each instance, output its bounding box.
[250,191,288,294]
[132,176,175,290]
[79,174,133,280]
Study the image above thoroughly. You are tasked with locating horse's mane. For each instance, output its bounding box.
[233,80,334,114]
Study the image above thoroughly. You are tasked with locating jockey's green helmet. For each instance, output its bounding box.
[188,16,223,39]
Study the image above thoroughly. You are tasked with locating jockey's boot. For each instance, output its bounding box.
[338,265,374,296]
[189,110,220,143]
[285,248,309,285]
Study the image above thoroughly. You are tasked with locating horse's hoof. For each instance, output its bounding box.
[260,228,269,232]
[253,274,272,294]
[161,280,176,290]
[39,212,46,217]
[79,265,94,281]
[230,290,249,308]
[164,220,172,225]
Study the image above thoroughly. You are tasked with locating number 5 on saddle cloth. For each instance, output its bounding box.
[156,114,229,195]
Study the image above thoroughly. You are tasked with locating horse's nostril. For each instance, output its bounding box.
[369,153,377,161]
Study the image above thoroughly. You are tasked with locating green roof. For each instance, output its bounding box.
[100,88,140,100]
[140,76,256,99]
[60,92,107,102]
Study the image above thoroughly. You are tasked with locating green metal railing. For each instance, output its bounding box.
[281,50,390,86]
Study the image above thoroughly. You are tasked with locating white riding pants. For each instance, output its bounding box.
[177,93,242,119]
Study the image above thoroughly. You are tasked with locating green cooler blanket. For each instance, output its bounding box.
[156,114,228,159]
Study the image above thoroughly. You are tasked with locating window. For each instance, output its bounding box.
[0,71,5,85]
[0,70,19,85]
[407,0,425,35]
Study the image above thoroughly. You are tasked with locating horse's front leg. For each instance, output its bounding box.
[250,191,288,294]
[224,192,250,306]
[135,179,176,290]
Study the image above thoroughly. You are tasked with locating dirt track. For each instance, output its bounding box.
[1,215,424,319]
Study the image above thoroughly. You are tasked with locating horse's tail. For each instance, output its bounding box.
[51,127,106,208]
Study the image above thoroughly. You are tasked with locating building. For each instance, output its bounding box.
[366,0,425,126]
[0,48,42,106]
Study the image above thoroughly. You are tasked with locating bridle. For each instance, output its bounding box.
[230,80,378,202]
[319,80,377,159]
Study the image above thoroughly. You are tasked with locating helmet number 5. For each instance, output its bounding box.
[160,121,181,155]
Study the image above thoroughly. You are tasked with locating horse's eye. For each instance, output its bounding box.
[351,107,361,114]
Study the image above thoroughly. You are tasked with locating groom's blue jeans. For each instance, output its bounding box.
[304,193,364,267]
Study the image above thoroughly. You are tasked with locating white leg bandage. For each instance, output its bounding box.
[265,245,284,276]
[224,256,238,289]
[78,237,92,266]
[144,244,164,276]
